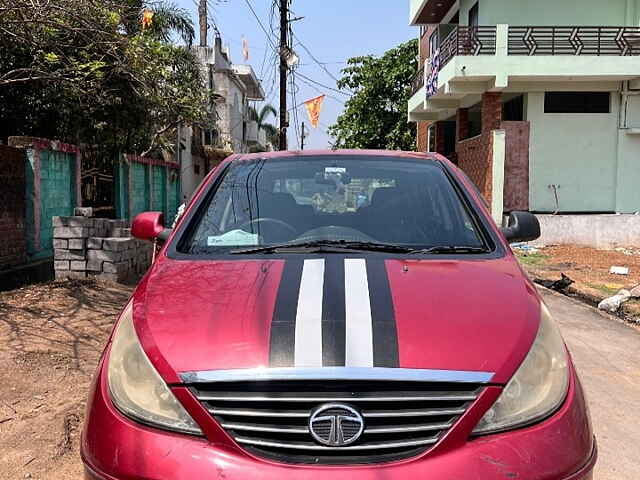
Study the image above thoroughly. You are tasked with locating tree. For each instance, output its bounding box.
[0,0,209,156]
[328,39,418,151]
[248,104,278,148]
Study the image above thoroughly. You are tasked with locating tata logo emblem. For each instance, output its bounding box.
[308,403,364,447]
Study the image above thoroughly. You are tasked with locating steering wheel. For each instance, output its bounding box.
[237,217,297,236]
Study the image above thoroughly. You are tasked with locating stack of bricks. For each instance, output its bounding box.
[53,214,153,283]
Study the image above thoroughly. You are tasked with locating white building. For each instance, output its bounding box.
[179,36,266,199]
[407,0,640,221]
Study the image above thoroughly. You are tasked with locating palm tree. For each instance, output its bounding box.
[248,104,278,148]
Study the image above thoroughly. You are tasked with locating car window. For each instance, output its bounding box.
[178,155,486,253]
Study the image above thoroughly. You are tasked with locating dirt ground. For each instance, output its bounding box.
[0,280,132,480]
[517,245,640,323]
[0,248,637,479]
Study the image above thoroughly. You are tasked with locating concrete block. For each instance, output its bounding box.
[111,227,132,238]
[103,261,129,274]
[53,239,68,249]
[86,259,103,272]
[55,270,86,280]
[70,260,87,271]
[87,249,122,263]
[103,238,134,252]
[53,226,89,239]
[87,238,103,249]
[69,238,86,250]
[52,216,91,228]
[54,260,70,271]
[54,249,85,261]
[74,207,94,217]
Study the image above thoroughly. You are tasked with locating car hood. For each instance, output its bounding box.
[132,255,541,385]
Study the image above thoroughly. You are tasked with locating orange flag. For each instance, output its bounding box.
[304,95,325,128]
[142,9,154,29]
[242,37,249,61]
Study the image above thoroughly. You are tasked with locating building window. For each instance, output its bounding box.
[544,92,610,114]
[208,65,215,90]
[503,95,524,121]
[427,124,435,152]
[469,2,479,27]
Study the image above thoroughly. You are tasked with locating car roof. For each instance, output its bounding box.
[232,149,446,164]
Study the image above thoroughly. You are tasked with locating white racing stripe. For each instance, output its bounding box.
[344,259,374,367]
[294,259,325,367]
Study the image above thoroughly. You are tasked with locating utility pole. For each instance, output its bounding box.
[279,0,288,150]
[199,0,208,47]
[301,122,305,150]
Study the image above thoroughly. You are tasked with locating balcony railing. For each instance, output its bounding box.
[440,26,497,68]
[508,27,640,56]
[411,65,425,94]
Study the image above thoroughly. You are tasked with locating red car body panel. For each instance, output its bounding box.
[133,255,538,384]
[81,151,596,479]
[83,355,594,480]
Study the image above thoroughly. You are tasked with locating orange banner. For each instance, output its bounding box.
[304,95,325,128]
[142,9,154,29]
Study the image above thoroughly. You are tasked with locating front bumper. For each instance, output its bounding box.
[82,359,596,480]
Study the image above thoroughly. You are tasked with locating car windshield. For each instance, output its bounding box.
[178,155,486,254]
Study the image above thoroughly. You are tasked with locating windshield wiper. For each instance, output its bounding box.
[409,245,490,254]
[231,241,489,255]
[230,240,415,255]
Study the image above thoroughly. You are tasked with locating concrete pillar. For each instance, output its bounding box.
[482,92,502,133]
[491,130,506,225]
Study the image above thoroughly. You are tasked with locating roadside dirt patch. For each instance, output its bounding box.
[517,245,640,322]
[0,279,132,480]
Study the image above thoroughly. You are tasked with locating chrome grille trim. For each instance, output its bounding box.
[221,423,309,434]
[190,378,485,464]
[208,408,309,418]
[197,393,478,402]
[365,422,453,434]
[235,436,439,451]
[180,367,494,384]
[363,408,466,418]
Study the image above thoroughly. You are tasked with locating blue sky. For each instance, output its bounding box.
[175,0,415,149]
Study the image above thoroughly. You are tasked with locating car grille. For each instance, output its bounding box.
[190,380,484,465]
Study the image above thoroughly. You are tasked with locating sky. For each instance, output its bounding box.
[175,0,415,149]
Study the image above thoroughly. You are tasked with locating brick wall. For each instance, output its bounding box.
[457,133,494,207]
[502,121,530,211]
[417,122,429,152]
[0,146,27,269]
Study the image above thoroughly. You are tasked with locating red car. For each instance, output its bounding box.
[81,150,596,479]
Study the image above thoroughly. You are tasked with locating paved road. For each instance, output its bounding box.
[540,289,640,479]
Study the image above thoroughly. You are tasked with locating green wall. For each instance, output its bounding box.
[527,92,620,212]
[115,156,182,224]
[130,161,150,219]
[459,0,637,26]
[25,149,77,258]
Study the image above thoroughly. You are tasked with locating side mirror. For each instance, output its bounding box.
[132,212,171,242]
[500,211,540,244]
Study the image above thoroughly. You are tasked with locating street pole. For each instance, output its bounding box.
[279,0,288,151]
[198,0,207,47]
[301,121,305,150]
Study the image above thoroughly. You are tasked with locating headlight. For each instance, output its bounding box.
[107,303,202,435]
[473,303,569,434]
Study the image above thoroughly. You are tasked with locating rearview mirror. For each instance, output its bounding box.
[132,212,171,242]
[500,211,540,244]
